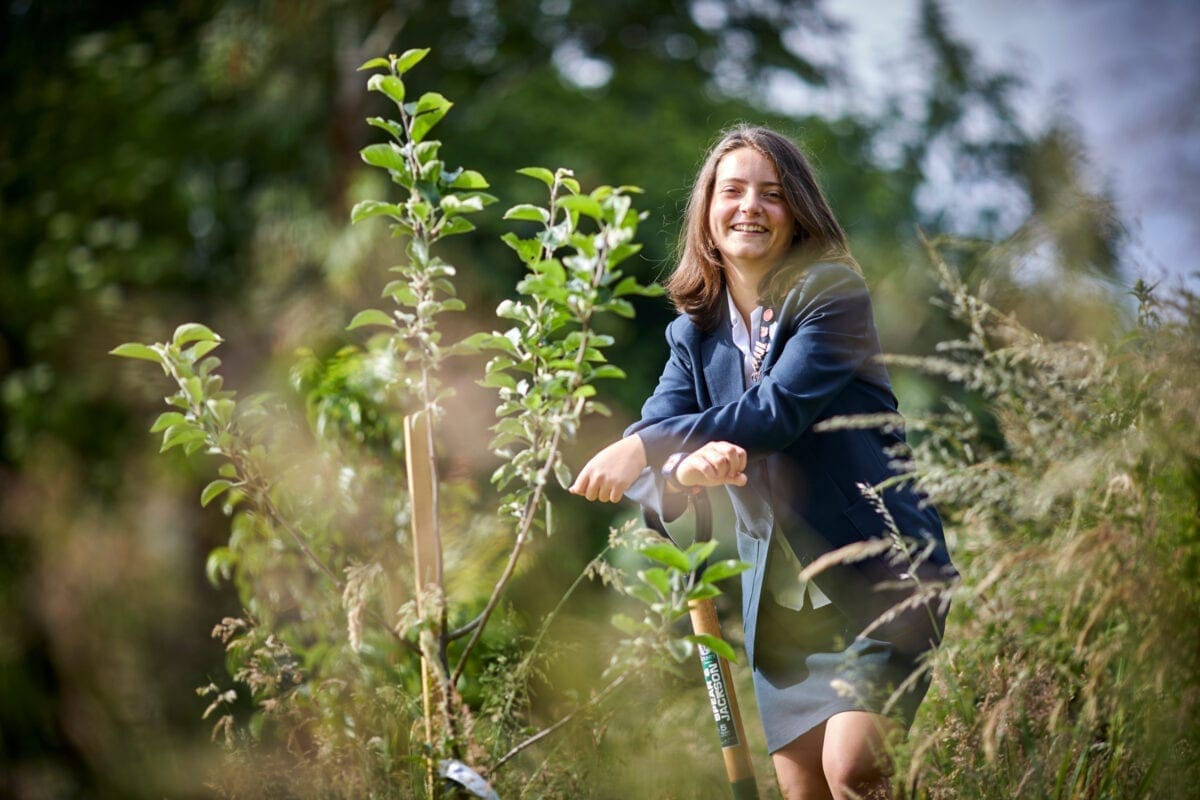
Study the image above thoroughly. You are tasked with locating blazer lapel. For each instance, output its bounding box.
[701,302,745,407]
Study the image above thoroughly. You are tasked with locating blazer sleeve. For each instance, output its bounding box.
[621,317,701,522]
[633,262,880,465]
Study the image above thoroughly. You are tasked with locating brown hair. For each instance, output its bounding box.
[665,125,859,330]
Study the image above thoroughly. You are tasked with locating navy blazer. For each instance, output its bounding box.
[625,261,955,665]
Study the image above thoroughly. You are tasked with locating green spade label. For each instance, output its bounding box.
[698,644,739,749]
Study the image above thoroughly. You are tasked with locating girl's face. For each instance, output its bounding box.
[707,147,796,282]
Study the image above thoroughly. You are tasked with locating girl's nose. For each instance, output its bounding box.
[739,191,762,214]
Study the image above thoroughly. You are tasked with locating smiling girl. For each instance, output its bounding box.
[570,126,955,799]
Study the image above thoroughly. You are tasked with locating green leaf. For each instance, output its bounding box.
[205,546,236,587]
[516,167,555,187]
[161,427,206,453]
[666,638,694,662]
[558,194,603,220]
[201,479,234,507]
[685,584,722,601]
[700,559,751,584]
[174,323,219,346]
[639,543,690,572]
[351,199,405,224]
[553,460,572,489]
[394,47,430,74]
[357,57,391,71]
[607,299,636,319]
[591,364,626,380]
[410,92,452,143]
[611,613,641,635]
[183,376,204,403]
[503,204,550,224]
[625,585,658,606]
[360,143,407,172]
[110,342,162,364]
[613,275,651,298]
[500,232,542,264]
[559,175,581,195]
[638,567,671,596]
[366,73,405,105]
[347,309,395,330]
[190,340,221,359]
[366,116,404,139]
[438,217,475,237]
[382,280,420,306]
[149,412,187,433]
[450,170,489,189]
[686,633,736,662]
[685,540,719,571]
[480,371,517,390]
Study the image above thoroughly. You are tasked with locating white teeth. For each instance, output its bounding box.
[732,224,767,232]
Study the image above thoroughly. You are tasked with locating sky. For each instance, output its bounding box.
[820,0,1200,290]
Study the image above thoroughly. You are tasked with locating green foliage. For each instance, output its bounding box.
[5,3,1146,796]
[605,528,748,667]
[109,50,734,798]
[819,236,1200,798]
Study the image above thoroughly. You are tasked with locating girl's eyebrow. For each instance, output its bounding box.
[717,177,784,187]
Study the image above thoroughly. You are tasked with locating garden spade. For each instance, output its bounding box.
[644,491,759,800]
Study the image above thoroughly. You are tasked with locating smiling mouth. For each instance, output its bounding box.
[731,224,768,233]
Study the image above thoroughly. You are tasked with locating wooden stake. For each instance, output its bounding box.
[405,410,442,798]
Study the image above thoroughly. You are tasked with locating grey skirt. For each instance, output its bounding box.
[751,594,938,753]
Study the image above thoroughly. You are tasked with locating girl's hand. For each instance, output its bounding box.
[569,434,648,503]
[675,441,748,488]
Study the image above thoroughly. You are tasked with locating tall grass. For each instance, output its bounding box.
[886,240,1200,798]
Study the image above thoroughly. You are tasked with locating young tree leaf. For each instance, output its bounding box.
[666,638,694,662]
[161,427,206,453]
[352,200,405,224]
[685,540,719,571]
[685,584,722,601]
[347,309,395,330]
[553,459,572,489]
[503,204,550,224]
[357,57,391,71]
[367,73,405,105]
[110,343,162,364]
[557,194,604,220]
[410,92,452,143]
[360,143,407,172]
[394,48,430,74]
[438,217,475,237]
[516,167,555,187]
[591,365,626,380]
[149,411,187,433]
[201,479,235,507]
[639,543,690,572]
[190,340,222,360]
[500,232,542,264]
[449,170,489,189]
[687,633,736,662]
[638,567,671,597]
[366,116,404,139]
[174,323,220,345]
[700,559,751,584]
